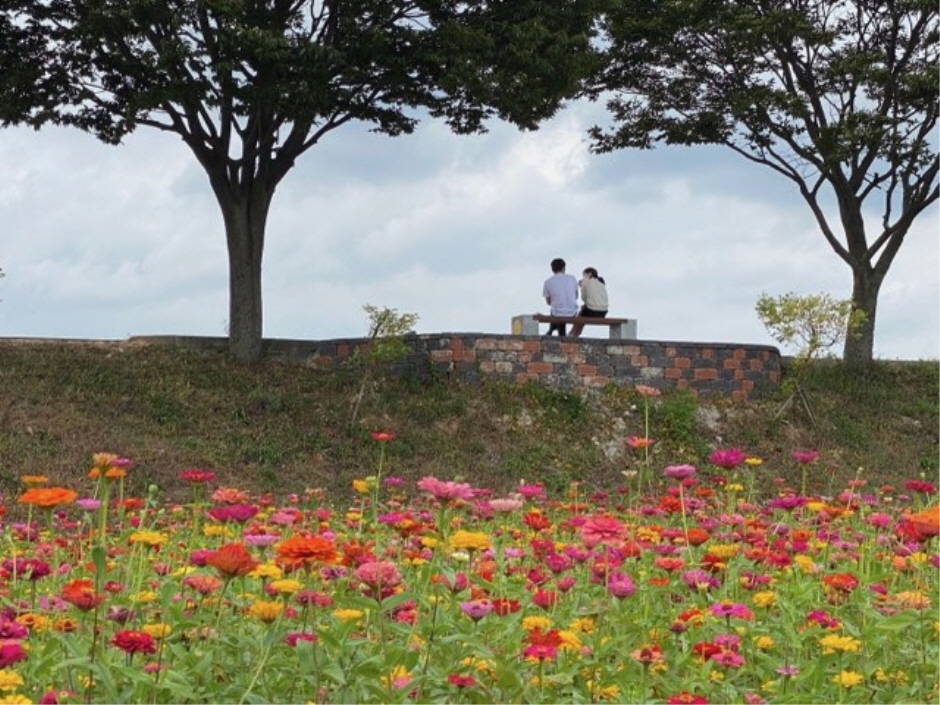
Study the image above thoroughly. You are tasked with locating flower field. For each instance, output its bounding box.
[2,441,938,704]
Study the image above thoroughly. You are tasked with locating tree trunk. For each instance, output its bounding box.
[842,265,882,366]
[214,186,273,363]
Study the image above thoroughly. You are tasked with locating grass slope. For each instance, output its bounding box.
[0,339,936,508]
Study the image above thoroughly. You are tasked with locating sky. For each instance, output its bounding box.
[1,101,937,360]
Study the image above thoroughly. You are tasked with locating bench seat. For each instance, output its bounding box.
[512,314,637,339]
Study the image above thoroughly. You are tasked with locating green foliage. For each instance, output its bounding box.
[362,304,419,364]
[649,389,706,458]
[755,291,864,363]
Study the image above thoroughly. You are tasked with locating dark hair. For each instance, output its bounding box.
[583,267,605,284]
[551,258,566,273]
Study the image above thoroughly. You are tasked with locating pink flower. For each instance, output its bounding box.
[581,515,628,548]
[709,602,754,620]
[0,642,27,668]
[206,504,259,523]
[285,632,318,647]
[460,600,494,621]
[635,385,662,397]
[416,476,475,502]
[708,448,746,469]
[489,498,524,512]
[354,561,403,592]
[179,469,216,484]
[517,484,546,499]
[663,464,697,480]
[791,449,819,464]
[607,571,636,599]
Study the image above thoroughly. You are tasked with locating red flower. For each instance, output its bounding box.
[447,674,476,688]
[370,430,397,442]
[179,469,217,484]
[490,598,521,616]
[532,588,558,609]
[523,511,551,531]
[61,579,105,611]
[205,543,259,579]
[821,572,859,593]
[111,630,157,655]
[791,449,819,464]
[626,436,655,449]
[580,515,627,548]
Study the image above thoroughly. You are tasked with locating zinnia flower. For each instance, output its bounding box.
[179,469,216,484]
[416,476,475,502]
[17,487,77,508]
[370,430,396,442]
[61,579,105,611]
[791,449,819,464]
[205,543,259,579]
[581,515,627,548]
[275,535,338,569]
[708,448,746,469]
[448,530,492,552]
[663,464,697,480]
[354,561,403,593]
[111,630,157,655]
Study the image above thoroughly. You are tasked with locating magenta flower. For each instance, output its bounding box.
[791,449,819,464]
[517,484,546,499]
[607,571,636,599]
[0,642,27,668]
[708,448,746,469]
[709,602,754,621]
[681,569,720,592]
[206,503,259,523]
[581,515,628,548]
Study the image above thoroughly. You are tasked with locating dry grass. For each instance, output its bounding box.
[0,338,936,510]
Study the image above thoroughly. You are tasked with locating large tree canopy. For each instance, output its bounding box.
[5,0,600,361]
[591,0,938,364]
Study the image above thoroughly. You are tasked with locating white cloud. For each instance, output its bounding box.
[0,103,936,361]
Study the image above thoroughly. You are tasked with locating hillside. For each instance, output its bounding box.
[0,338,936,509]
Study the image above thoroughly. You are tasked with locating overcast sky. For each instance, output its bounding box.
[1,101,937,360]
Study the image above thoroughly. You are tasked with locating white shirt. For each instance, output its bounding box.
[543,273,579,316]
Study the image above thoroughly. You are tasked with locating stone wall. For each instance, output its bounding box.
[140,333,781,401]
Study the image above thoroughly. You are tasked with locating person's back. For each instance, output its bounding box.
[542,258,578,335]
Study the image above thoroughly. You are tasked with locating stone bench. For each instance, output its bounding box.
[512,314,638,340]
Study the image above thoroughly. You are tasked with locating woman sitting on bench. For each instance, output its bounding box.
[569,267,608,338]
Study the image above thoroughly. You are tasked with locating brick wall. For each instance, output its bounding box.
[239,333,781,401]
[136,334,780,400]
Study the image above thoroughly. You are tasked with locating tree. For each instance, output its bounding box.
[6,1,599,361]
[590,0,938,364]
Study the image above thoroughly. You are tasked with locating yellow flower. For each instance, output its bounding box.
[247,600,283,623]
[709,670,725,682]
[448,530,492,552]
[333,609,364,623]
[460,656,494,674]
[522,616,553,632]
[20,475,47,486]
[420,536,439,549]
[131,591,158,604]
[819,634,862,654]
[129,530,168,547]
[0,670,24,692]
[745,457,763,466]
[832,670,864,688]
[171,566,197,578]
[752,591,777,608]
[14,614,49,632]
[569,617,596,634]
[203,525,235,538]
[269,579,303,596]
[0,696,31,705]
[352,479,371,495]
[873,668,908,685]
[725,483,744,492]
[895,591,931,609]
[792,555,819,574]
[558,630,582,651]
[706,544,738,559]
[587,681,620,701]
[908,552,928,565]
[805,500,826,512]
[753,635,775,650]
[248,563,283,580]
[635,526,661,542]
[345,510,361,522]
[142,623,172,640]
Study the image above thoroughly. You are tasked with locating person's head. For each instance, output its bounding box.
[550,258,566,273]
[582,267,599,279]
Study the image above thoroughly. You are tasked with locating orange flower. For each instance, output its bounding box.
[275,535,338,570]
[62,579,105,611]
[205,543,259,579]
[900,504,940,541]
[18,487,78,508]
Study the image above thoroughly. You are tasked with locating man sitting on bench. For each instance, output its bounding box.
[541,258,579,336]
[569,267,608,338]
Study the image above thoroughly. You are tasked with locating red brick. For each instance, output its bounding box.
[750,359,763,371]
[701,348,714,359]
[516,373,540,384]
[693,368,719,380]
[732,390,747,402]
[576,364,598,376]
[665,367,683,379]
[454,351,477,363]
[631,355,649,366]
[675,357,691,369]
[733,348,746,360]
[527,362,553,374]
[522,340,542,353]
[582,376,611,388]
[430,350,453,362]
[723,359,739,370]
